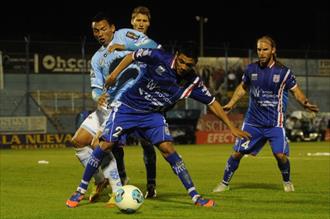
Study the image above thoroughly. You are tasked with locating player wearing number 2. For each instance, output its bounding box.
[212,35,319,193]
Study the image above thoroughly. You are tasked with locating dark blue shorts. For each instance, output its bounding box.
[101,103,173,145]
[233,123,289,156]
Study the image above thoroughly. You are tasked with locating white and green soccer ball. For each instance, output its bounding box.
[115,185,144,214]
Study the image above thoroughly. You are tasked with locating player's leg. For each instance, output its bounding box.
[71,115,106,188]
[67,108,128,208]
[112,145,128,185]
[157,141,214,207]
[66,139,114,208]
[267,127,294,192]
[140,138,157,198]
[142,113,214,207]
[212,151,244,192]
[213,124,266,192]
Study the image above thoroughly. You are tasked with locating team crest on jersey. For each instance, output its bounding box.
[251,73,258,80]
[273,74,280,83]
[126,31,139,40]
[155,65,166,75]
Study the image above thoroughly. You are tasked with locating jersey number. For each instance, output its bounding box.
[241,140,250,149]
[113,127,123,138]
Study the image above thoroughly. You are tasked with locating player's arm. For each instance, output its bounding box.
[188,78,250,139]
[90,55,108,107]
[290,85,319,112]
[223,82,247,112]
[105,53,134,88]
[208,100,251,139]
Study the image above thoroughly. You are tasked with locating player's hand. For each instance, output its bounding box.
[223,103,234,113]
[304,102,319,113]
[98,93,108,108]
[91,131,102,148]
[230,127,251,140]
[108,44,125,53]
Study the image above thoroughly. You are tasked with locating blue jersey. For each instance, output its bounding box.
[243,61,297,127]
[90,28,159,103]
[116,48,215,112]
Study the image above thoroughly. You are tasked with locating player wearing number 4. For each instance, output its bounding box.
[212,35,319,193]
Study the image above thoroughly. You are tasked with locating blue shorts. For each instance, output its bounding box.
[234,123,289,156]
[101,103,173,145]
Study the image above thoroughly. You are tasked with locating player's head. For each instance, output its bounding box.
[131,6,151,34]
[174,42,198,76]
[91,12,115,47]
[256,35,277,67]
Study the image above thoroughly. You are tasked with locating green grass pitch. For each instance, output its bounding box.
[1,142,329,219]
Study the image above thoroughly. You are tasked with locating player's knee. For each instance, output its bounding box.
[70,138,85,148]
[157,141,175,156]
[100,141,113,152]
[274,153,287,162]
[232,152,243,160]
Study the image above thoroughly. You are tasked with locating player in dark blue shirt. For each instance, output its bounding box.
[212,35,319,193]
[66,44,251,208]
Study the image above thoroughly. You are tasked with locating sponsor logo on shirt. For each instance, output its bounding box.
[251,73,258,80]
[126,31,140,40]
[273,74,280,83]
[155,65,166,75]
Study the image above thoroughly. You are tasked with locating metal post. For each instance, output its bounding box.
[305,46,310,98]
[195,16,208,57]
[0,51,4,90]
[24,36,31,116]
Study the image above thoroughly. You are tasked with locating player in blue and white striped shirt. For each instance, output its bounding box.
[213,35,319,193]
[66,44,251,208]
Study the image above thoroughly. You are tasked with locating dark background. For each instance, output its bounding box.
[1,0,329,52]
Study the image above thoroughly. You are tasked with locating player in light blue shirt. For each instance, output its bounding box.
[68,12,159,208]
[66,43,251,208]
[212,35,319,193]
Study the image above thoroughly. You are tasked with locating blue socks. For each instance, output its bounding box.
[277,158,291,182]
[222,155,241,185]
[78,146,107,193]
[166,152,198,199]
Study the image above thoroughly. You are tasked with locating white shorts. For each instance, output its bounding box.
[80,107,111,136]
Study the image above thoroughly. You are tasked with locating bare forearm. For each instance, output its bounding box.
[208,101,235,130]
[105,53,134,88]
[227,83,247,107]
[208,100,252,139]
[291,85,319,112]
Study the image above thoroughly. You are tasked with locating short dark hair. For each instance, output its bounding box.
[92,12,113,25]
[131,6,151,20]
[177,41,199,62]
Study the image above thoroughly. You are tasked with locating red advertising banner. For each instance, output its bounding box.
[195,113,243,144]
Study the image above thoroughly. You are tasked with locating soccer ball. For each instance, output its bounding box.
[115,185,144,214]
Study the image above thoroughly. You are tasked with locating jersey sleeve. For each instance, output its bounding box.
[90,54,104,90]
[188,77,216,105]
[113,28,159,51]
[285,69,297,90]
[241,65,251,87]
[133,48,161,65]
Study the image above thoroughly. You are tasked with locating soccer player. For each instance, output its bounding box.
[67,12,159,208]
[212,35,319,193]
[66,44,251,208]
[110,6,158,198]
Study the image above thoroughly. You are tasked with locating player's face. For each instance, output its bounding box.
[257,40,275,67]
[92,20,115,47]
[131,14,150,34]
[174,53,196,76]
